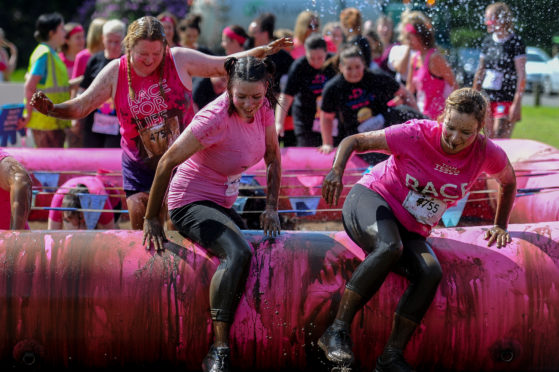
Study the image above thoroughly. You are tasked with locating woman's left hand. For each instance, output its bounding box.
[258,38,293,58]
[260,208,281,238]
[484,225,512,248]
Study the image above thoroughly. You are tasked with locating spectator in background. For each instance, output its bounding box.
[473,2,526,138]
[178,13,213,54]
[340,8,371,67]
[404,12,456,120]
[291,11,320,59]
[192,76,227,111]
[0,28,18,82]
[375,15,398,77]
[322,22,344,53]
[0,149,32,230]
[72,18,106,82]
[221,25,248,55]
[59,22,85,79]
[276,34,337,147]
[157,12,180,47]
[363,29,385,73]
[20,12,71,148]
[79,19,125,148]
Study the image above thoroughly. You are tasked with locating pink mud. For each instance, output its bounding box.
[1,223,559,371]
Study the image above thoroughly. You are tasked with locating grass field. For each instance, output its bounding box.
[513,106,559,149]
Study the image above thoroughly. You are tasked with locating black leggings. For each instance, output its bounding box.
[342,184,442,323]
[169,201,250,323]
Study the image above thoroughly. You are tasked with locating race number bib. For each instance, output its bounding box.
[225,173,242,197]
[482,69,504,90]
[402,190,447,226]
[92,112,120,135]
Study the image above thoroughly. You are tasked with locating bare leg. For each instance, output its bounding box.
[494,117,514,138]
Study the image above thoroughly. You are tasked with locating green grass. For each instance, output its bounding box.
[512,106,559,149]
[8,68,26,82]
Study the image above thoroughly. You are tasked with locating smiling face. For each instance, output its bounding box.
[440,109,481,154]
[306,48,327,70]
[231,80,266,122]
[339,56,365,83]
[130,40,164,77]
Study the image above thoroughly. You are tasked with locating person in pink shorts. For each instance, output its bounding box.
[318,88,516,371]
[0,149,32,230]
[142,56,281,372]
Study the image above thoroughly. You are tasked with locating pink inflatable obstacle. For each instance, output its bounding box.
[1,223,558,371]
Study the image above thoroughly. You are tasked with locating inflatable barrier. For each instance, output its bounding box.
[1,223,559,371]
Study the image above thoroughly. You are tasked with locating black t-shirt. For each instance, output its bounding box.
[480,33,525,102]
[80,51,113,90]
[268,49,294,94]
[192,77,219,110]
[283,55,337,132]
[321,70,400,138]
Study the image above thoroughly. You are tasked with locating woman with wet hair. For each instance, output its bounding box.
[143,56,281,372]
[318,88,516,372]
[473,2,526,138]
[30,16,290,230]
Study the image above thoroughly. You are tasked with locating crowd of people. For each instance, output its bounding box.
[0,3,523,372]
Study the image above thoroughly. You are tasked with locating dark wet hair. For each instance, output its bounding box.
[304,33,327,51]
[339,44,365,64]
[223,56,277,116]
[34,12,64,42]
[254,12,275,40]
[443,88,488,130]
[61,183,88,220]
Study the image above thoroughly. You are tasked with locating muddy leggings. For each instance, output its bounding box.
[342,184,443,323]
[169,200,250,323]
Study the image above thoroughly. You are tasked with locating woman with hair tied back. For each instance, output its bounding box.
[318,87,516,372]
[30,15,291,231]
[142,56,281,372]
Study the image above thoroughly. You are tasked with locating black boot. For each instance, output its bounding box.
[374,346,414,372]
[202,345,231,372]
[318,320,354,364]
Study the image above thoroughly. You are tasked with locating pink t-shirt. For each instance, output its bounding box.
[0,150,11,229]
[59,52,75,78]
[72,49,92,79]
[48,176,114,226]
[411,49,449,120]
[358,119,508,237]
[167,93,274,210]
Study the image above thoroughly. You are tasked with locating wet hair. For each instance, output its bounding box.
[254,13,276,40]
[340,8,362,35]
[486,2,514,32]
[34,12,64,42]
[86,18,107,53]
[180,13,202,34]
[443,88,488,130]
[294,11,319,43]
[304,34,327,52]
[123,16,167,101]
[223,56,277,116]
[339,44,366,64]
[61,183,88,220]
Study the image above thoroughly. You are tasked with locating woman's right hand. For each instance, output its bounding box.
[142,217,167,251]
[322,168,343,206]
[30,91,54,115]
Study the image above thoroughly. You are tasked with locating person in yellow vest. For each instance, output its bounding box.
[19,13,71,148]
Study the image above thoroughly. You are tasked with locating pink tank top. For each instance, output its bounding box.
[411,49,448,119]
[114,49,195,162]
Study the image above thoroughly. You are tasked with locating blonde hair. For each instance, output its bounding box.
[86,18,106,53]
[123,16,167,101]
[294,11,318,43]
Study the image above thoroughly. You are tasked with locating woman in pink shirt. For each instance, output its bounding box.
[142,56,281,372]
[318,88,516,371]
[30,16,291,231]
[0,150,32,230]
